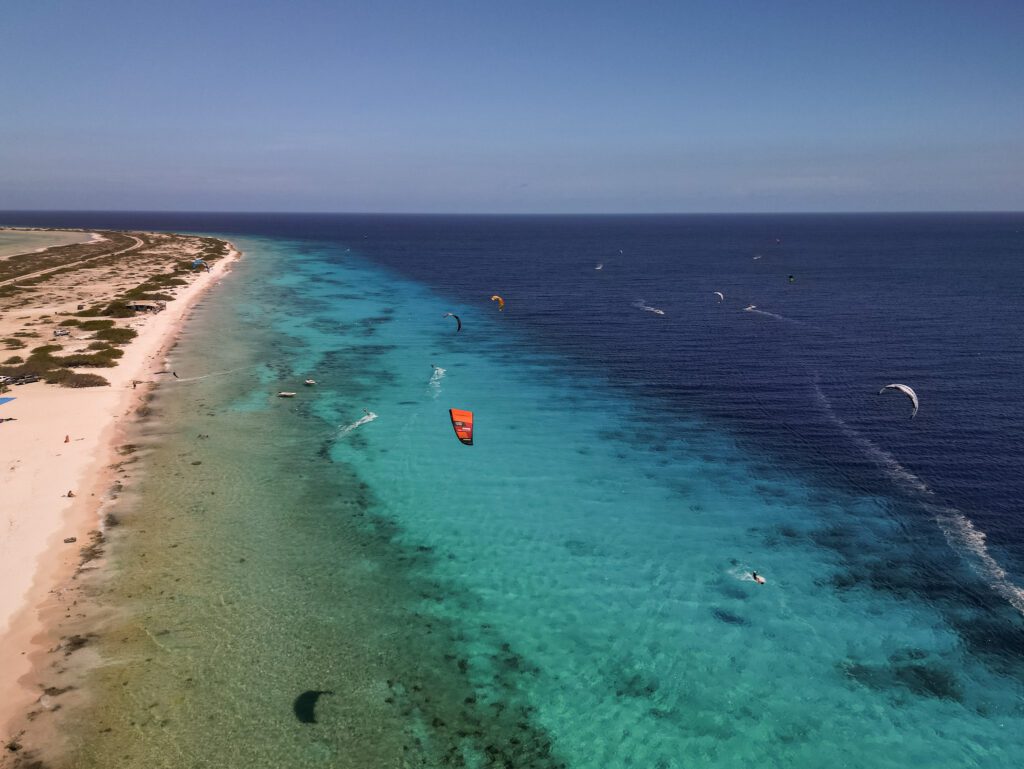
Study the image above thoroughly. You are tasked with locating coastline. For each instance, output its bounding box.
[0,236,240,740]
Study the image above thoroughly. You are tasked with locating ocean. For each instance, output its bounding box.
[3,212,1023,768]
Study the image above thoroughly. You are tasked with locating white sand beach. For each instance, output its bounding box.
[0,237,240,735]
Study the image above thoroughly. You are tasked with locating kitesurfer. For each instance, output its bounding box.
[752,571,766,585]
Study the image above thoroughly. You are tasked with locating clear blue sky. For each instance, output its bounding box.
[2,0,1022,213]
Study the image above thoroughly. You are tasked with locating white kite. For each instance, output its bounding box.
[713,292,725,302]
[879,384,919,419]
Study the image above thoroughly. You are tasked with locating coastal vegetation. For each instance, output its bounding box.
[0,229,230,388]
[0,340,119,387]
[0,231,137,284]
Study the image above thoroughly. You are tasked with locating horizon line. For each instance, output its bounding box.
[2,209,1023,217]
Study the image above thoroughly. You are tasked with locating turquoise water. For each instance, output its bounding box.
[51,232,1024,768]
[275,239,1024,766]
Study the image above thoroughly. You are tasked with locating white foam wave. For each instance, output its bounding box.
[812,375,1024,614]
[933,509,1024,613]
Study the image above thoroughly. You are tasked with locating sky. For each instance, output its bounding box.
[1,0,1022,213]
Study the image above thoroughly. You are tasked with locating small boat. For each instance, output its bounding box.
[277,391,296,398]
[304,379,317,386]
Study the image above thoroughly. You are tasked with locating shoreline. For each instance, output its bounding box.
[0,235,240,740]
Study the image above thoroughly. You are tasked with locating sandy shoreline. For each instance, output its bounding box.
[0,236,240,738]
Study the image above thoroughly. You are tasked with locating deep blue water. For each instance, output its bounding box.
[6,212,1024,767]
[8,212,1023,552]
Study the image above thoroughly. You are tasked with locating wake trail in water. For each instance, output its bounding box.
[745,307,800,324]
[428,366,446,399]
[632,299,666,316]
[812,375,1024,614]
[167,364,263,384]
[339,411,378,435]
[729,565,759,583]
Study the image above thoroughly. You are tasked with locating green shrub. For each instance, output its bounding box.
[58,318,81,327]
[102,301,136,318]
[2,338,27,350]
[31,344,63,355]
[43,368,74,384]
[123,290,173,301]
[74,302,136,318]
[54,351,120,368]
[94,327,137,345]
[78,319,114,331]
[62,373,110,388]
[3,356,23,364]
[0,359,58,378]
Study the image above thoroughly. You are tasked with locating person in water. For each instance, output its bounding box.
[752,571,766,585]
